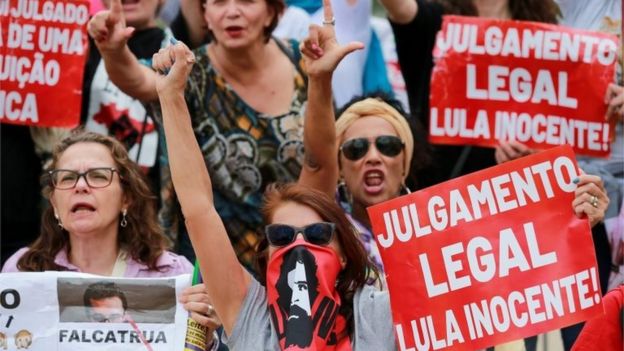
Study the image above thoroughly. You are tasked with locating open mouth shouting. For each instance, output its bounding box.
[71,202,97,214]
[363,169,385,195]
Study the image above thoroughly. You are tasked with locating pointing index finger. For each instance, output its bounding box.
[322,0,334,25]
[106,0,123,26]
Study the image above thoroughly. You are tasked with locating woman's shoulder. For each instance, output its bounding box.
[353,284,392,327]
[273,38,302,66]
[353,285,396,350]
[223,277,277,350]
[155,251,194,274]
[129,251,194,277]
[355,283,390,306]
[1,247,30,273]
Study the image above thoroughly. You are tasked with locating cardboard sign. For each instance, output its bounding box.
[0,272,191,350]
[429,16,619,157]
[0,0,88,127]
[367,146,602,350]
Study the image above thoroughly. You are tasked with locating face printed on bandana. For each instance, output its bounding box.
[281,246,317,347]
[267,241,352,351]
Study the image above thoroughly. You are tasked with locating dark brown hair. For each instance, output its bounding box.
[255,183,377,337]
[83,281,128,310]
[437,0,561,24]
[201,0,285,43]
[17,131,170,272]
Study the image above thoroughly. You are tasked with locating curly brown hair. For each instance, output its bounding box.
[437,0,561,24]
[254,183,377,339]
[17,131,170,272]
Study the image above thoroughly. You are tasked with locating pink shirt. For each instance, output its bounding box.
[1,247,193,277]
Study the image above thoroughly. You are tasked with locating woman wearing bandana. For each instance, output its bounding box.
[152,0,396,349]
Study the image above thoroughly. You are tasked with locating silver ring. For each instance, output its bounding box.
[323,17,336,25]
[207,304,214,315]
[589,195,598,208]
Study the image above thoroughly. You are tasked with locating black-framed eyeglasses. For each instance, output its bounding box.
[340,135,404,161]
[48,168,120,190]
[265,222,336,247]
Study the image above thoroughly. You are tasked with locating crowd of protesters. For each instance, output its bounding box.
[1,0,622,350]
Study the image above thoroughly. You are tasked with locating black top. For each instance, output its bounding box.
[391,0,495,188]
[1,124,42,264]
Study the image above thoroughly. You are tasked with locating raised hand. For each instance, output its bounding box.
[153,41,196,96]
[87,0,135,52]
[299,0,364,77]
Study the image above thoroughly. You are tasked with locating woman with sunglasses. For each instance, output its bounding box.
[1,131,221,347]
[333,96,430,277]
[153,0,396,348]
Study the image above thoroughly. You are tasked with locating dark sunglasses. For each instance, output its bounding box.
[340,135,404,161]
[265,222,336,247]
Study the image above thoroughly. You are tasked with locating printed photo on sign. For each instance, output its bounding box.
[1,272,190,350]
[57,278,176,324]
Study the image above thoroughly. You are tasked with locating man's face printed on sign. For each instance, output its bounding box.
[87,296,126,323]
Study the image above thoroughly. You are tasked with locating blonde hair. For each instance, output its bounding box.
[335,98,414,180]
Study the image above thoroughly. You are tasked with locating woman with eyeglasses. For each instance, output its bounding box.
[152,0,396,348]
[1,132,221,348]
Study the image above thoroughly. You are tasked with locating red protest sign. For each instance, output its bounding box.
[429,16,618,157]
[367,146,602,350]
[0,0,89,127]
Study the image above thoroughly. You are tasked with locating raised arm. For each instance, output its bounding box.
[153,42,250,335]
[87,0,159,101]
[378,0,418,24]
[297,0,363,198]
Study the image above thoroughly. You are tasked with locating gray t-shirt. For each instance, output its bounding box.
[224,278,397,350]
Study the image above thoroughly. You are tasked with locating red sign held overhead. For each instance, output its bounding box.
[368,146,603,350]
[0,0,89,127]
[429,16,619,157]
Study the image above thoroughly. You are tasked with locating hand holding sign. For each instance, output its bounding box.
[180,284,221,333]
[572,174,608,228]
[299,0,363,77]
[87,0,135,52]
